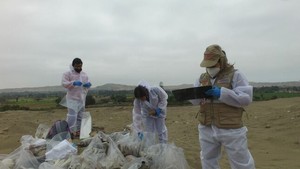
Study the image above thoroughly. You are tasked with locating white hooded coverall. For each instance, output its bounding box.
[192,70,255,169]
[132,84,168,143]
[61,65,90,133]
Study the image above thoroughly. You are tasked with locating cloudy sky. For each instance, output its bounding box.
[0,0,299,89]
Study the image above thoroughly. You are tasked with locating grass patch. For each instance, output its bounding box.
[3,97,58,110]
[253,92,300,101]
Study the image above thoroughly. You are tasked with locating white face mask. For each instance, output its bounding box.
[206,67,220,78]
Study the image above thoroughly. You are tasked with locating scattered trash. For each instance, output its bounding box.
[0,122,190,169]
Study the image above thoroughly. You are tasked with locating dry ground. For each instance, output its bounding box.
[1,97,300,169]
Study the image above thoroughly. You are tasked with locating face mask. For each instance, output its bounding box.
[206,67,220,78]
[74,68,82,73]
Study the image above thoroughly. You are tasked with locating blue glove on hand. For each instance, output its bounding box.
[73,81,82,86]
[138,132,144,140]
[155,108,162,117]
[205,86,221,98]
[83,82,92,88]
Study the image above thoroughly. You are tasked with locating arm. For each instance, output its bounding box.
[132,99,143,133]
[81,72,92,88]
[61,72,75,89]
[219,70,253,107]
[155,86,168,110]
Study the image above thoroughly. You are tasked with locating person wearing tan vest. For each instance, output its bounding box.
[191,44,255,169]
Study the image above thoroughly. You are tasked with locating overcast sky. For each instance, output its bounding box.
[0,0,299,89]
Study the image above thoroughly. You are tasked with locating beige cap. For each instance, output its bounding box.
[200,44,225,67]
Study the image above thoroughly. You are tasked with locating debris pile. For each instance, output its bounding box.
[0,124,190,169]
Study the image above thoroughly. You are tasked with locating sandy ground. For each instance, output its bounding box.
[0,97,300,169]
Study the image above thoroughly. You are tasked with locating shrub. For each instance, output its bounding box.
[86,95,96,105]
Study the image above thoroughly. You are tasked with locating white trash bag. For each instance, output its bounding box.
[80,111,92,139]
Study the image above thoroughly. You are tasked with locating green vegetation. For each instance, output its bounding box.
[0,86,300,111]
[1,97,59,111]
[253,86,300,101]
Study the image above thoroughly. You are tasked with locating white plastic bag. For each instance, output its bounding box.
[45,139,77,161]
[80,111,92,139]
[35,124,51,139]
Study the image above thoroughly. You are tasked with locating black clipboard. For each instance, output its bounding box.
[171,86,212,101]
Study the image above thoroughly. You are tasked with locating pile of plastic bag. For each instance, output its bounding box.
[0,123,191,169]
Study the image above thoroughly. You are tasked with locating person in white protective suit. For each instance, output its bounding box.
[61,58,92,138]
[132,81,168,143]
[191,44,255,169]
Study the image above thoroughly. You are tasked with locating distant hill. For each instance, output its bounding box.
[0,86,65,93]
[0,81,300,93]
[249,81,300,87]
[0,83,193,93]
[93,83,135,91]
[93,83,193,91]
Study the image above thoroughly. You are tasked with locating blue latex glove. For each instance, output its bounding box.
[138,132,144,140]
[73,81,82,86]
[83,82,92,88]
[155,108,162,116]
[205,86,221,98]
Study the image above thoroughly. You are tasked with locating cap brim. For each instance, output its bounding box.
[200,59,218,67]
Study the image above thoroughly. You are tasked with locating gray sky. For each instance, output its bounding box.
[0,0,299,89]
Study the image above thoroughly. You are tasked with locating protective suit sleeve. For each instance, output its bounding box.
[219,70,253,107]
[154,87,168,111]
[61,72,75,89]
[132,99,143,133]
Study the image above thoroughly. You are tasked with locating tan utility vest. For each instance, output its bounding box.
[198,68,244,129]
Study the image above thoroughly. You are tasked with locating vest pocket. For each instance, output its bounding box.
[197,112,211,125]
[199,104,243,128]
[217,111,242,124]
[215,107,243,128]
[198,105,212,125]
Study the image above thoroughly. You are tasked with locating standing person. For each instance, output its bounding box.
[132,81,168,143]
[193,44,255,169]
[61,58,92,138]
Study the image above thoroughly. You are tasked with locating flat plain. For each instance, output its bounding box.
[1,97,300,169]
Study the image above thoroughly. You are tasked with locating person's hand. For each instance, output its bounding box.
[155,108,162,116]
[205,86,221,98]
[149,110,156,116]
[73,81,82,86]
[138,132,144,140]
[199,98,208,105]
[83,82,92,88]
